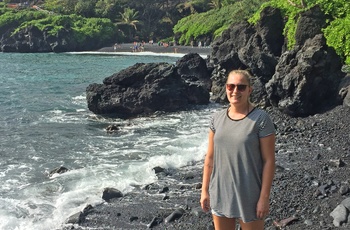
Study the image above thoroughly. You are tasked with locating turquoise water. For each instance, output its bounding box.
[0,52,219,230]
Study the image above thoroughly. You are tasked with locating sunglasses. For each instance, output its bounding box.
[226,84,248,92]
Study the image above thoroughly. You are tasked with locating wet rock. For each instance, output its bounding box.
[86,55,210,118]
[147,216,163,228]
[329,159,346,167]
[165,208,185,223]
[102,187,123,202]
[153,166,165,174]
[66,204,93,224]
[49,166,68,177]
[106,124,120,133]
[159,186,169,193]
[340,185,350,195]
[330,204,348,227]
[341,197,350,210]
[66,211,84,224]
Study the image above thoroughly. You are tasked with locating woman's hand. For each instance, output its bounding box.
[200,191,211,212]
[256,197,270,219]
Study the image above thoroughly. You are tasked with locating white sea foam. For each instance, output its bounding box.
[72,95,86,106]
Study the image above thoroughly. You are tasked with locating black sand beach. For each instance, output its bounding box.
[62,46,350,230]
[63,104,350,230]
[97,43,212,56]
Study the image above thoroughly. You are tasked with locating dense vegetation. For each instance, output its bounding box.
[0,0,349,64]
[173,0,268,45]
[250,0,350,64]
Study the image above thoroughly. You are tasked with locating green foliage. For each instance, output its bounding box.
[44,0,78,15]
[9,12,115,46]
[95,0,120,19]
[174,0,266,45]
[73,17,115,43]
[0,10,47,29]
[249,0,303,49]
[323,15,350,64]
[0,3,7,13]
[117,7,139,29]
[249,0,350,64]
[315,0,350,18]
[75,0,96,17]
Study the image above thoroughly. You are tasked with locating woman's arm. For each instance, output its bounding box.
[200,130,215,212]
[256,134,276,219]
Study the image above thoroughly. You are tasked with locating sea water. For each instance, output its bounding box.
[0,52,220,230]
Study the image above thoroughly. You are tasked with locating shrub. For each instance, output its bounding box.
[174,2,261,45]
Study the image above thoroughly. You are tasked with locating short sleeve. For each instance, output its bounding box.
[258,112,275,138]
[209,116,216,133]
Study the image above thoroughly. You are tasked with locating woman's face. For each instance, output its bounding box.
[226,72,252,105]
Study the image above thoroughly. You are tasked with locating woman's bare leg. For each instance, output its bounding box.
[212,215,236,230]
[239,219,264,230]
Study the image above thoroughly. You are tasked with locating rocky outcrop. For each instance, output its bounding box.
[339,74,350,107]
[176,53,212,91]
[85,5,347,118]
[0,25,103,52]
[209,6,347,116]
[209,6,284,107]
[266,34,344,116]
[294,6,327,47]
[86,53,210,118]
[1,25,73,52]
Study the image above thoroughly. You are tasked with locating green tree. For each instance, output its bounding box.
[44,0,78,14]
[75,0,97,18]
[209,0,223,9]
[116,7,140,40]
[95,0,121,19]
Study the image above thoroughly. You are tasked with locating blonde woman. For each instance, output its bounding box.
[200,70,276,230]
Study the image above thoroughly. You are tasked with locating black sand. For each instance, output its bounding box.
[97,43,212,56]
[62,105,350,230]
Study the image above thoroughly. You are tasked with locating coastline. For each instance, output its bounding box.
[63,105,350,230]
[95,43,212,58]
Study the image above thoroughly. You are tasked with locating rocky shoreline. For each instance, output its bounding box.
[65,6,350,230]
[63,104,350,230]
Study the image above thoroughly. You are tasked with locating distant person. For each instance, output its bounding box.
[132,42,138,52]
[198,41,202,48]
[200,69,276,230]
[190,40,194,48]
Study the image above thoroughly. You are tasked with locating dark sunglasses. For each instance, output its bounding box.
[226,84,248,92]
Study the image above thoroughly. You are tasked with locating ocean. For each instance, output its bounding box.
[0,52,220,230]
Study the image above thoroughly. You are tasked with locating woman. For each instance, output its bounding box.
[200,70,276,230]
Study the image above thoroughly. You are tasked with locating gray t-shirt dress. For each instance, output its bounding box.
[209,107,275,223]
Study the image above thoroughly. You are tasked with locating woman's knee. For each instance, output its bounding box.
[212,215,236,230]
[239,219,264,230]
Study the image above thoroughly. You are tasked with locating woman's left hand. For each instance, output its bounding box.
[256,197,270,219]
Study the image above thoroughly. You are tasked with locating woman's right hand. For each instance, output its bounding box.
[200,191,210,212]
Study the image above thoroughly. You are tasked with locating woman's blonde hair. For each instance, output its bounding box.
[227,70,253,86]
